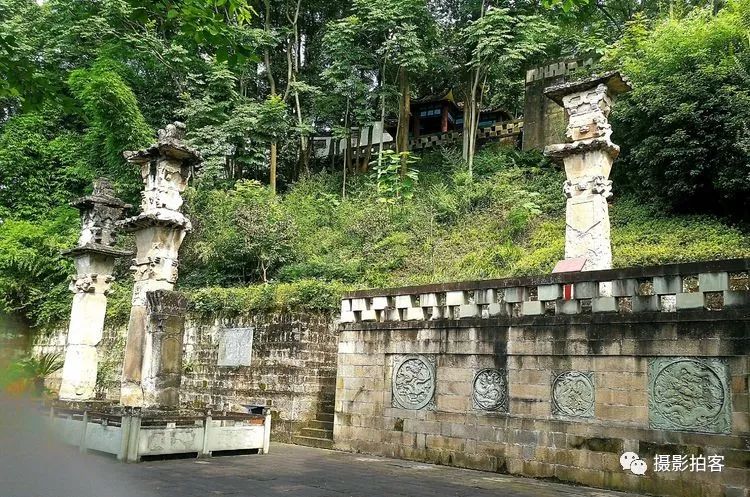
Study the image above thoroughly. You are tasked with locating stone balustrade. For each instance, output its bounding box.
[340,258,750,323]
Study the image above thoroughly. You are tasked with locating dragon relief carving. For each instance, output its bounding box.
[551,371,595,418]
[392,355,435,410]
[472,369,508,411]
[592,176,613,198]
[71,274,97,293]
[649,358,730,434]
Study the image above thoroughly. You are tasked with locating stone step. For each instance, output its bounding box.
[316,412,334,423]
[292,435,334,450]
[300,427,333,439]
[307,420,334,430]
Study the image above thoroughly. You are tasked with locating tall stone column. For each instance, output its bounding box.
[118,122,201,408]
[544,72,632,271]
[59,179,131,400]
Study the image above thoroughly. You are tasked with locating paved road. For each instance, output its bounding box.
[3,425,645,497]
[129,443,641,497]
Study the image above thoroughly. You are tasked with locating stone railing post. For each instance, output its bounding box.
[59,178,131,401]
[544,72,632,271]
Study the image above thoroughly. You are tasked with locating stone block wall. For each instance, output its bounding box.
[522,58,595,151]
[34,310,339,443]
[334,259,750,497]
[179,312,338,442]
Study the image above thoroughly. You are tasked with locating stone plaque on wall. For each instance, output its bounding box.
[551,371,595,418]
[472,369,508,412]
[392,355,436,410]
[218,327,254,367]
[648,357,731,434]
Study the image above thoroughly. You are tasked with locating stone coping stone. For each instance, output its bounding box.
[544,70,632,106]
[118,211,192,232]
[339,307,750,331]
[342,258,750,299]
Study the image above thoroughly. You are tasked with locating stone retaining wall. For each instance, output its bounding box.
[334,259,750,497]
[180,312,338,442]
[34,311,338,443]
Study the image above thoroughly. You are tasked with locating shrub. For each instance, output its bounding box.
[188,280,350,316]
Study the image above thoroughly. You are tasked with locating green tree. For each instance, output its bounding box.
[604,1,750,216]
[461,6,553,177]
[323,0,436,175]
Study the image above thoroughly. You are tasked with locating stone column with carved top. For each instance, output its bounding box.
[544,72,632,271]
[118,122,201,408]
[59,179,131,400]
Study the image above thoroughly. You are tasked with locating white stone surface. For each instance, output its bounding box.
[698,272,729,292]
[445,291,466,306]
[545,76,631,272]
[217,327,254,367]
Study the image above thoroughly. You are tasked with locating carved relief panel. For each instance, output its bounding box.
[648,357,731,434]
[472,369,508,412]
[551,371,595,418]
[392,355,436,410]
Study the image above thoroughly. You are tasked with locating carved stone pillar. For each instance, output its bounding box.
[59,179,131,400]
[544,72,632,271]
[118,122,201,408]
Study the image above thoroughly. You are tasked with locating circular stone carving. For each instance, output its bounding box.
[472,369,507,411]
[651,359,726,430]
[552,371,595,417]
[392,356,435,410]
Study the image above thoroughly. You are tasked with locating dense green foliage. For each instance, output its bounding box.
[0,0,748,325]
[605,1,750,216]
[0,209,78,327]
[183,147,749,296]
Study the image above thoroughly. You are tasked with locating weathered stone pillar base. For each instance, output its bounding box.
[142,290,188,408]
[564,193,612,271]
[121,290,187,408]
[59,253,117,400]
[120,304,148,407]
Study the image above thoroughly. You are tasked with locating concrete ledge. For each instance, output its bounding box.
[699,272,729,292]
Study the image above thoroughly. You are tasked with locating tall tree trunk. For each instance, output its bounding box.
[397,66,410,176]
[270,142,277,194]
[377,56,388,170]
[466,67,482,179]
[286,0,308,175]
[354,127,361,171]
[461,84,471,161]
[342,97,350,199]
[263,0,278,193]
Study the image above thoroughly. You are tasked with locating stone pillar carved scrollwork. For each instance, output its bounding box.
[544,72,632,271]
[59,178,131,401]
[118,122,202,408]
